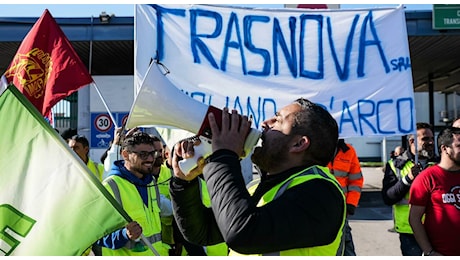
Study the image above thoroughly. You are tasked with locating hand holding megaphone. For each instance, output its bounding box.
[176,107,261,175]
[126,62,261,175]
[177,136,211,174]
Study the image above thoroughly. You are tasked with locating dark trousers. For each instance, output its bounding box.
[399,233,422,256]
[343,219,356,256]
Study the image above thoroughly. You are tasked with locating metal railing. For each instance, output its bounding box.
[53,92,78,133]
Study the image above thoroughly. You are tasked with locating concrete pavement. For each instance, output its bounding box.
[348,166,402,256]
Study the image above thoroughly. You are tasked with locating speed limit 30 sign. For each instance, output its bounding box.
[91,112,128,149]
[94,114,113,132]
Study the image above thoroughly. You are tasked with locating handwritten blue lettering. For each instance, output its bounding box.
[396,98,414,133]
[244,15,271,76]
[221,12,247,74]
[152,5,399,80]
[273,17,297,77]
[327,15,359,81]
[376,99,395,135]
[183,90,414,135]
[190,9,221,68]
[150,5,185,61]
[390,57,411,71]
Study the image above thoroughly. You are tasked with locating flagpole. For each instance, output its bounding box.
[90,82,118,129]
[140,234,160,256]
[87,31,156,253]
[88,15,118,129]
[86,22,155,252]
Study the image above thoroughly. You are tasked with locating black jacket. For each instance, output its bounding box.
[381,150,438,206]
[170,149,345,254]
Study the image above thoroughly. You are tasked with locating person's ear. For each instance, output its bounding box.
[84,146,90,156]
[440,145,448,154]
[290,136,309,152]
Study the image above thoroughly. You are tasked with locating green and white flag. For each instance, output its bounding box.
[0,85,129,256]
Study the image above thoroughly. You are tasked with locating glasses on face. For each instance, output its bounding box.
[130,150,160,160]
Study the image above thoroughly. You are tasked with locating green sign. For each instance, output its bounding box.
[433,4,460,30]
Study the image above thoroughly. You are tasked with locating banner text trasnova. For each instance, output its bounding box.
[135,4,415,138]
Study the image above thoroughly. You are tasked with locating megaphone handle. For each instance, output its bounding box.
[178,129,261,174]
[178,136,212,174]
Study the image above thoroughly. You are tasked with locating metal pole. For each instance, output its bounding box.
[382,137,387,163]
[91,82,118,129]
[88,15,153,256]
[89,16,93,74]
[454,91,458,120]
[88,15,118,129]
[140,234,160,256]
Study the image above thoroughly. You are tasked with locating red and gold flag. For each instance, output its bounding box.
[3,9,93,117]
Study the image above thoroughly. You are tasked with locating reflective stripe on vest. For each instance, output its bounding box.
[327,144,363,208]
[102,176,168,256]
[232,166,346,256]
[106,178,160,210]
[389,160,413,234]
[389,160,435,234]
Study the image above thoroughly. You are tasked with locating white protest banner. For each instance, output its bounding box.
[134,4,414,138]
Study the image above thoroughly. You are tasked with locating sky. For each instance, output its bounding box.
[0,4,436,18]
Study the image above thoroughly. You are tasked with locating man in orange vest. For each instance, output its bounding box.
[327,139,364,256]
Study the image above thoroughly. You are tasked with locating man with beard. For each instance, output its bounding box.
[382,122,438,256]
[95,131,171,256]
[409,126,460,256]
[169,98,346,256]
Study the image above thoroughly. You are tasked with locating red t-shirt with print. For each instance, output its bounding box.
[409,165,460,256]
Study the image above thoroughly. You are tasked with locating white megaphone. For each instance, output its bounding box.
[126,62,261,174]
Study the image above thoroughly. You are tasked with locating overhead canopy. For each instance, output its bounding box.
[0,10,459,93]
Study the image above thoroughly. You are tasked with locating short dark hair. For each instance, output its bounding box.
[291,98,338,166]
[61,128,77,141]
[416,122,432,130]
[70,134,89,147]
[437,126,460,154]
[122,131,154,151]
[149,134,162,143]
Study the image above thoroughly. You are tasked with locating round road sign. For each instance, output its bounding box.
[94,114,113,132]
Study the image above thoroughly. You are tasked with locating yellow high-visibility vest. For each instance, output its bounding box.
[101,175,170,256]
[230,166,346,256]
[389,160,435,234]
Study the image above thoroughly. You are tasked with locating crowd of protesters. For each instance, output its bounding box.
[62,111,460,256]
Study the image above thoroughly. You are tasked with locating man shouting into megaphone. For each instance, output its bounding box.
[169,99,347,256]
